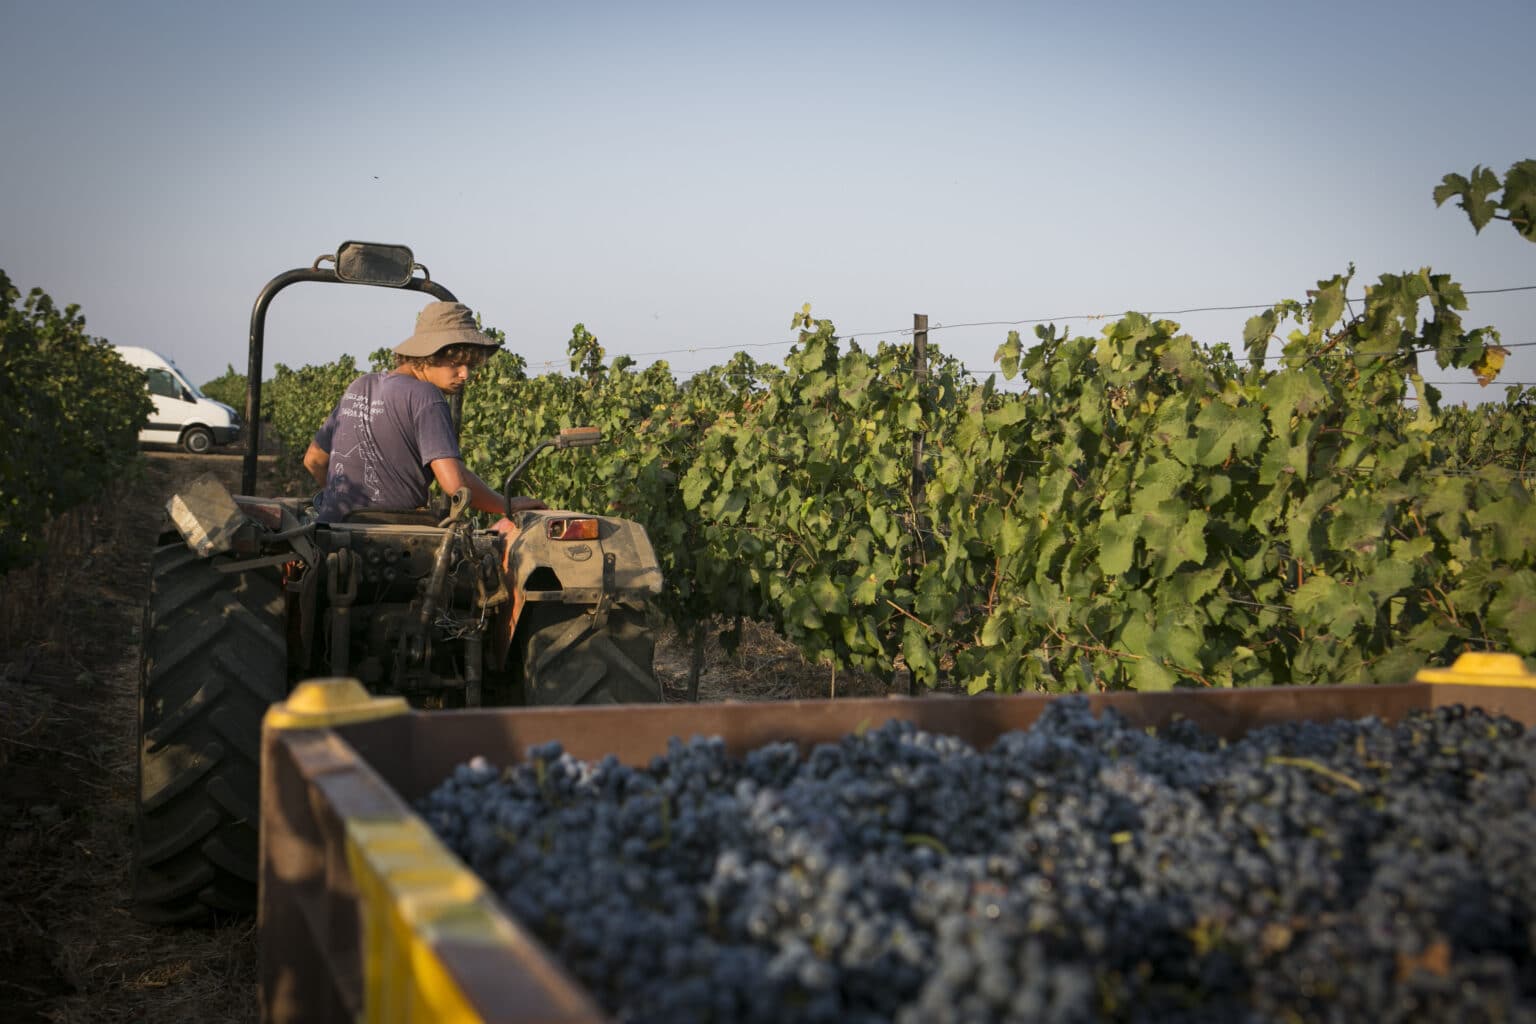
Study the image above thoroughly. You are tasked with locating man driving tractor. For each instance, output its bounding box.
[303,300,545,522]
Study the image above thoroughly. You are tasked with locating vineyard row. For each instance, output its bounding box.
[204,263,1536,694]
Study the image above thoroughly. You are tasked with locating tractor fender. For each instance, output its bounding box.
[490,511,663,669]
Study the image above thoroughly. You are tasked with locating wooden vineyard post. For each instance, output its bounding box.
[908,313,929,697]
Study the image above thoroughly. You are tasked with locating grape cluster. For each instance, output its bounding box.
[418,700,1536,1023]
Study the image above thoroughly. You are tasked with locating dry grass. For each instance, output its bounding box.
[0,453,261,1024]
[653,618,905,703]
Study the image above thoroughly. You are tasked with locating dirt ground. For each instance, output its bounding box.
[0,450,896,1022]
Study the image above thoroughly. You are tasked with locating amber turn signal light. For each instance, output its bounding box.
[546,517,600,541]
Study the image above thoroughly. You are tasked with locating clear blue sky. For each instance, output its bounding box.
[3,0,1533,404]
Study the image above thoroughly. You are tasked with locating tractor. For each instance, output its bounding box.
[132,242,664,922]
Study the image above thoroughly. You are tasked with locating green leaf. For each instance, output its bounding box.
[1293,573,1364,633]
[870,504,892,544]
[1503,160,1536,241]
[1435,165,1504,232]
[1465,165,1502,232]
[1132,460,1189,510]
[984,401,1029,429]
[999,510,1027,558]
[1311,279,1346,335]
[995,331,1022,378]
[1119,612,1152,655]
[1433,172,1471,207]
[1421,474,1468,529]
[1162,510,1209,578]
[1098,514,1139,575]
[903,620,936,683]
[1169,567,1224,605]
[1488,570,1536,655]
[1326,492,1386,557]
[1131,658,1177,691]
[810,576,849,615]
[1155,623,1205,670]
[709,488,747,521]
[1363,559,1415,602]
[680,470,709,510]
[1243,310,1277,366]
[1192,402,1240,467]
[1472,495,1536,563]
[980,612,1009,647]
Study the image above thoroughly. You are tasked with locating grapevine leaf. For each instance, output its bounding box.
[1487,570,1536,654]
[980,612,1008,647]
[1432,172,1471,207]
[1131,657,1177,691]
[1363,559,1415,603]
[870,505,892,544]
[1119,612,1152,655]
[1098,515,1139,576]
[793,596,823,631]
[1435,165,1503,232]
[1326,492,1387,559]
[1193,402,1240,466]
[1132,460,1189,510]
[1422,475,1468,535]
[1472,495,1536,563]
[1160,624,1205,670]
[1168,567,1225,605]
[1151,509,1208,579]
[1403,617,1455,654]
[995,331,1022,379]
[709,488,747,521]
[1292,574,1334,619]
[985,401,1029,429]
[1243,310,1277,367]
[810,576,850,616]
[852,572,881,605]
[1311,279,1346,336]
[999,511,1027,558]
[680,471,709,510]
[903,620,936,683]
[1503,160,1536,241]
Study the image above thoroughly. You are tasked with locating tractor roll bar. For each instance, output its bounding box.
[242,266,456,495]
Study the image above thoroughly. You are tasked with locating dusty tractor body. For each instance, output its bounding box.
[132,244,664,922]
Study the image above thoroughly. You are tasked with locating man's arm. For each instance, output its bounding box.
[303,442,329,485]
[429,457,546,515]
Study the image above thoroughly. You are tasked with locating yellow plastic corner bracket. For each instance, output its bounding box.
[1415,652,1536,688]
[264,676,410,730]
[348,817,499,1024]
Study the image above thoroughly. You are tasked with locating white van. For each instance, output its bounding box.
[113,345,242,454]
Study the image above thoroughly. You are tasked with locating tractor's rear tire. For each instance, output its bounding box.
[519,603,660,705]
[132,531,287,923]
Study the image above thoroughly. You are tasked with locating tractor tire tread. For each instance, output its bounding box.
[520,604,661,706]
[133,546,285,923]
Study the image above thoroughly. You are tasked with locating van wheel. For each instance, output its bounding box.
[182,427,214,454]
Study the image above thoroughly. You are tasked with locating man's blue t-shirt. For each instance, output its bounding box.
[312,372,459,523]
